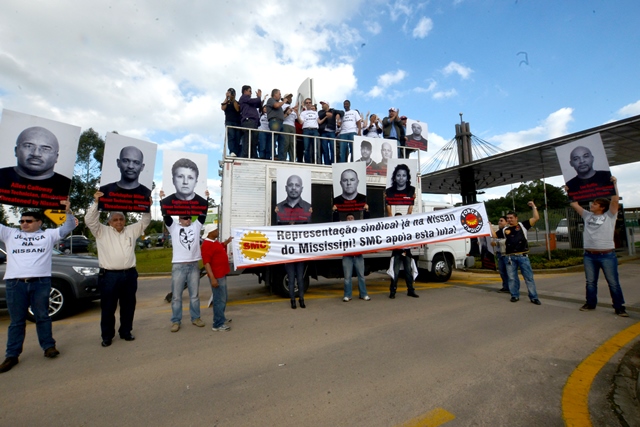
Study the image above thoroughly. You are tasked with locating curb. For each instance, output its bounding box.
[611,339,640,427]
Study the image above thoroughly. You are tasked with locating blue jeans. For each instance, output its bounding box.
[269,118,286,160]
[320,131,335,164]
[497,254,513,289]
[342,255,367,298]
[506,255,538,300]
[171,262,201,324]
[302,128,318,163]
[391,254,414,293]
[5,277,55,358]
[285,262,305,300]
[241,119,258,158]
[339,132,355,163]
[258,129,272,159]
[584,251,625,309]
[100,268,138,340]
[212,276,228,328]
[226,124,242,156]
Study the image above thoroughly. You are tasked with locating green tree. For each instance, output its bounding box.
[484,180,568,220]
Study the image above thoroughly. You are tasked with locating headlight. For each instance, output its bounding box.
[73,266,100,276]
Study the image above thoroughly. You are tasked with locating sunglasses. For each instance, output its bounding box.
[19,219,35,224]
[180,216,192,220]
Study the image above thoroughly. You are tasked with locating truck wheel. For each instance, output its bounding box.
[431,253,452,282]
[271,266,310,298]
[27,280,74,322]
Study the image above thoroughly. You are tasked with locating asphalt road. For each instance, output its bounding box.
[1,260,639,427]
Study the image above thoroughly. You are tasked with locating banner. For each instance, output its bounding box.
[231,203,490,269]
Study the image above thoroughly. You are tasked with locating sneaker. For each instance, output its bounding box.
[359,295,371,301]
[531,299,542,305]
[343,297,352,302]
[615,308,629,317]
[498,288,510,293]
[580,304,596,311]
[229,152,237,157]
[171,323,180,332]
[44,347,60,358]
[192,318,205,327]
[510,297,519,303]
[212,324,231,332]
[0,357,19,373]
[407,292,419,298]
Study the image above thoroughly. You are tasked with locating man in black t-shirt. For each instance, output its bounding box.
[497,201,541,305]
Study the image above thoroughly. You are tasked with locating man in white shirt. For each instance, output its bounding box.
[0,201,75,373]
[86,191,151,347]
[338,100,362,163]
[298,98,319,163]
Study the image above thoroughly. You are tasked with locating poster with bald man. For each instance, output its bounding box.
[276,168,312,224]
[98,132,157,212]
[353,136,394,176]
[160,150,208,216]
[0,109,80,208]
[332,162,367,216]
[555,133,615,202]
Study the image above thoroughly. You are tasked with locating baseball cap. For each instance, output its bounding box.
[389,107,398,112]
[202,224,217,237]
[400,115,407,120]
[319,101,328,105]
[283,93,293,99]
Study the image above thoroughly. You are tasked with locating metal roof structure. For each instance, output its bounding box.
[421,114,640,195]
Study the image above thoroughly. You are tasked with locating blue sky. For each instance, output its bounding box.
[1,0,639,216]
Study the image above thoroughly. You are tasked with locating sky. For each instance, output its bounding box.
[1,0,639,218]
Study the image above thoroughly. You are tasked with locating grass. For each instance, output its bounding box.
[135,248,176,273]
[475,249,585,270]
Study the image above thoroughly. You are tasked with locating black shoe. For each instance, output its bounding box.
[299,299,306,309]
[407,292,419,298]
[44,347,60,358]
[389,293,396,299]
[120,335,135,341]
[510,297,519,303]
[101,339,112,347]
[498,288,510,293]
[0,357,19,373]
[580,304,596,311]
[615,308,629,317]
[531,299,542,305]
[291,299,296,309]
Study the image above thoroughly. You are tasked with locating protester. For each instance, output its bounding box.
[388,213,418,298]
[201,225,233,330]
[382,108,406,158]
[266,89,286,160]
[340,211,370,302]
[239,85,262,158]
[493,216,512,293]
[298,98,319,163]
[221,88,242,157]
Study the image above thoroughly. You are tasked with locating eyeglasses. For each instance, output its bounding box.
[304,101,311,104]
[19,219,35,224]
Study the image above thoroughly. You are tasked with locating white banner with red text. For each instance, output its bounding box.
[231,203,490,269]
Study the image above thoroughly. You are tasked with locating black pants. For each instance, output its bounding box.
[99,268,138,340]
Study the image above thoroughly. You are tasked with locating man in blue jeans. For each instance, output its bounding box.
[339,212,370,302]
[568,176,628,316]
[0,201,75,373]
[501,202,542,305]
[201,225,233,331]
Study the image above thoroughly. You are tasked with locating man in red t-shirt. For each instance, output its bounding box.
[201,225,233,331]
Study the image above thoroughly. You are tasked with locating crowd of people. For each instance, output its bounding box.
[221,85,416,163]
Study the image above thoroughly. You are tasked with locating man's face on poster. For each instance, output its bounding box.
[117,146,145,184]
[285,175,303,200]
[360,143,372,161]
[411,123,422,137]
[340,170,359,197]
[15,127,60,177]
[173,167,198,198]
[569,146,594,176]
[381,142,392,160]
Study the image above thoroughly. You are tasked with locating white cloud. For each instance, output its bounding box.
[488,107,574,151]
[412,17,433,38]
[617,100,640,117]
[442,61,474,80]
[388,0,413,21]
[366,70,407,98]
[365,22,382,35]
[433,89,458,100]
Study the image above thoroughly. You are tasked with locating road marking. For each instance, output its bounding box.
[562,321,640,426]
[396,407,455,427]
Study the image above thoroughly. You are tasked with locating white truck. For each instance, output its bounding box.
[218,154,474,297]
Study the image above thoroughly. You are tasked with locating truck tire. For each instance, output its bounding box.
[430,253,452,282]
[271,265,310,298]
[27,280,74,322]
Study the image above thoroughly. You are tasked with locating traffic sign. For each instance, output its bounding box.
[44,209,67,225]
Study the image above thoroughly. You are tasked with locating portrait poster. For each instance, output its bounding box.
[555,133,614,202]
[160,150,208,216]
[98,132,157,212]
[405,119,428,152]
[0,109,80,208]
[353,136,394,176]
[385,159,418,206]
[275,168,312,224]
[332,162,367,216]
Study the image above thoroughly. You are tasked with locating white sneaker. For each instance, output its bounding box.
[229,152,237,157]
[343,297,351,302]
[212,324,231,332]
[360,295,371,301]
